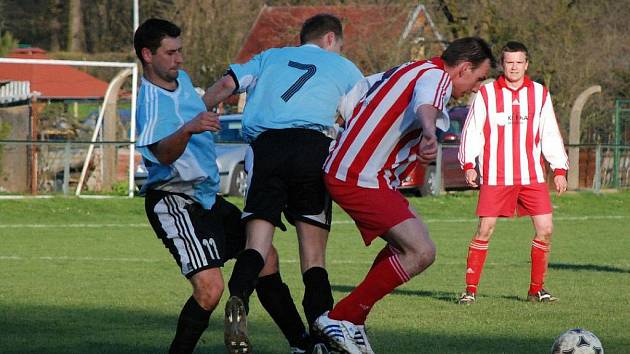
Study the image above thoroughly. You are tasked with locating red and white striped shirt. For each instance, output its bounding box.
[324,57,452,189]
[458,75,568,186]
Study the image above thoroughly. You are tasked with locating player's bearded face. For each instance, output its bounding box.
[152,36,183,82]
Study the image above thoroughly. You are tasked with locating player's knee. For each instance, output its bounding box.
[409,237,436,270]
[477,225,495,240]
[418,241,436,268]
[536,225,553,242]
[193,280,224,311]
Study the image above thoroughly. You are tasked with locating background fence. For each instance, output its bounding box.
[433,143,630,195]
[0,140,137,196]
[0,140,628,197]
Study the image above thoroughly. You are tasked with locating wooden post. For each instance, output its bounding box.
[102,69,132,191]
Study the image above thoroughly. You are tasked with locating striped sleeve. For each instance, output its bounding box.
[539,91,569,173]
[411,68,451,112]
[458,91,486,170]
[337,73,381,122]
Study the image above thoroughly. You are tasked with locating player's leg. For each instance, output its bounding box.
[527,213,556,301]
[225,130,290,353]
[315,180,425,353]
[256,245,311,352]
[169,268,224,354]
[459,185,517,304]
[458,216,497,303]
[144,190,227,354]
[517,183,557,302]
[227,220,275,308]
[295,221,334,326]
[284,130,335,327]
[227,130,287,310]
[285,129,334,353]
[329,210,434,326]
[219,194,309,352]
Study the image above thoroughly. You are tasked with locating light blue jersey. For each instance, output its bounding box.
[136,70,219,209]
[230,44,363,142]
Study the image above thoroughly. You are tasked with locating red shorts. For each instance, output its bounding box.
[476,183,552,217]
[324,174,414,245]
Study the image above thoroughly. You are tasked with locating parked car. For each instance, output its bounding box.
[214,114,248,197]
[399,106,474,196]
[134,114,249,197]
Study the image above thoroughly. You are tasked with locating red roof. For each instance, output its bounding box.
[0,47,109,99]
[235,5,443,70]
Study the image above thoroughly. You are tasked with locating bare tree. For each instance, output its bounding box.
[67,0,84,52]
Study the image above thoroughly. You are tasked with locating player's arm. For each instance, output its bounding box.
[203,71,238,110]
[459,93,486,187]
[149,111,221,165]
[416,104,439,164]
[539,92,568,194]
[412,69,451,164]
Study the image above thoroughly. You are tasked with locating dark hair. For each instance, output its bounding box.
[441,37,496,69]
[299,14,343,45]
[500,41,529,63]
[133,18,181,64]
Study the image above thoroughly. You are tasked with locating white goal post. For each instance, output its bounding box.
[0,57,139,197]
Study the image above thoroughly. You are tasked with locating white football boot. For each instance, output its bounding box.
[314,312,363,354]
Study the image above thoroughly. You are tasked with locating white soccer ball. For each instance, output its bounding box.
[551,328,604,354]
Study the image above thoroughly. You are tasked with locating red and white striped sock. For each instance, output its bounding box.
[529,239,550,294]
[329,253,410,325]
[369,244,399,270]
[465,238,489,294]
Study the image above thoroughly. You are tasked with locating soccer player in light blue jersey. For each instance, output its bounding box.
[134,19,309,354]
[204,13,363,354]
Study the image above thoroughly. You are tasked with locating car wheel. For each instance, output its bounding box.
[420,165,439,197]
[229,163,248,197]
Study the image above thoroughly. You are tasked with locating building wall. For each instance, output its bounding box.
[0,104,30,192]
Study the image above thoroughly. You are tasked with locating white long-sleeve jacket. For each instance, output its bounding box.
[458,76,568,186]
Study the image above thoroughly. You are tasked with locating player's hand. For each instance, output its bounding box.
[184,111,221,134]
[418,134,438,164]
[554,175,567,195]
[465,169,479,188]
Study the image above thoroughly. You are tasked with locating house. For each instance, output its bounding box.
[235,4,446,71]
[0,47,108,100]
[0,48,123,194]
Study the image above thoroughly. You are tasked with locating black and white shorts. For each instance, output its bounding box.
[243,128,333,231]
[145,189,245,278]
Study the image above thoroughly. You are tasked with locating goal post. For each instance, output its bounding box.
[0,57,139,197]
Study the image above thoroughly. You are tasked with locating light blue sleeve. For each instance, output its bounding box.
[343,59,364,92]
[229,51,266,93]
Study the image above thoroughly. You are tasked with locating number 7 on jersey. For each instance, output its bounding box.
[281,61,317,102]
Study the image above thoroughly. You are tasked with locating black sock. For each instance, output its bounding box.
[228,248,265,312]
[256,272,309,348]
[302,267,333,327]
[168,296,212,354]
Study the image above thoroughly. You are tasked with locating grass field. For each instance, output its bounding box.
[1,191,629,353]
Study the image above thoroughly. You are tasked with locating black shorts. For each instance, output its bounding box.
[145,189,245,278]
[244,128,333,231]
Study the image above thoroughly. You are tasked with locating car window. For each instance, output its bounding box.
[213,120,244,143]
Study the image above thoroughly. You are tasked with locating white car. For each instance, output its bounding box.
[135,114,249,197]
[214,114,248,197]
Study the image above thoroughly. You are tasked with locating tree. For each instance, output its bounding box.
[0,31,18,57]
[67,0,84,52]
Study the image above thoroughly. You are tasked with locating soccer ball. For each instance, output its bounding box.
[551,328,604,354]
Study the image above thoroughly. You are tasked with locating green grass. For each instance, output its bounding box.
[1,191,629,353]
